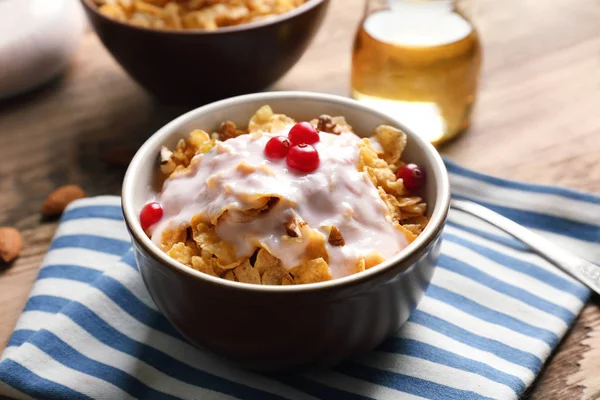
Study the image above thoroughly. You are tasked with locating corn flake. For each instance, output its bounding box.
[363,251,385,269]
[261,265,292,285]
[301,225,328,262]
[160,227,187,251]
[167,242,199,266]
[223,270,237,281]
[191,221,238,265]
[254,248,281,276]
[95,0,307,31]
[233,259,261,284]
[356,258,366,273]
[191,256,218,277]
[290,258,332,284]
[396,223,418,243]
[249,105,295,132]
[374,125,407,165]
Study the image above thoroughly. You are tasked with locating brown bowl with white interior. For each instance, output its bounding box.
[80,0,330,103]
[122,91,450,370]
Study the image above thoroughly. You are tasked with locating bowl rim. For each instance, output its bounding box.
[80,0,328,35]
[122,91,450,294]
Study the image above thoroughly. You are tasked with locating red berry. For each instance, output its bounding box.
[140,202,163,231]
[264,136,291,159]
[397,163,426,191]
[288,122,319,145]
[287,144,320,173]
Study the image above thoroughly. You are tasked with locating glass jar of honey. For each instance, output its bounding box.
[351,0,482,145]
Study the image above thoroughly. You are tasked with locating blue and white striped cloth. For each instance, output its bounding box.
[1,160,599,400]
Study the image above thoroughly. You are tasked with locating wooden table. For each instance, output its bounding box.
[1,0,599,398]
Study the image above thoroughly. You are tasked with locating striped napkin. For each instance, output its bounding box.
[1,160,599,400]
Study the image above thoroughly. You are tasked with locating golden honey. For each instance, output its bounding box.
[351,1,482,145]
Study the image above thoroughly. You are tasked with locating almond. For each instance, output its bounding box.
[0,227,23,263]
[42,185,86,217]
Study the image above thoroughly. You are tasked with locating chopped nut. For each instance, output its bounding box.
[316,115,337,133]
[284,217,306,238]
[160,146,176,174]
[217,121,238,141]
[236,161,256,174]
[327,226,345,246]
[314,115,352,135]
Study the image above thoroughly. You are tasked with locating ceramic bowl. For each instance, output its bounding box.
[122,92,450,370]
[80,0,329,103]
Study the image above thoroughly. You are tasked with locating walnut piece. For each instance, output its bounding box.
[314,114,352,135]
[284,217,306,237]
[327,226,345,246]
[217,121,238,141]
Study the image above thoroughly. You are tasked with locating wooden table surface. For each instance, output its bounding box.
[1,0,600,398]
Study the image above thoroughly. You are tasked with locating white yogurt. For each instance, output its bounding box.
[152,127,408,278]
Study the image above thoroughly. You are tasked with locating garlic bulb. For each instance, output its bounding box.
[0,0,85,100]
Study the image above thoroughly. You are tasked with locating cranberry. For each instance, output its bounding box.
[397,163,426,191]
[264,136,291,159]
[287,144,320,173]
[288,122,319,145]
[140,202,163,231]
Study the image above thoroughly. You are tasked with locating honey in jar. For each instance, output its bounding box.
[351,0,482,145]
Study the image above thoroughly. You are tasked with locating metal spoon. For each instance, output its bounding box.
[450,198,600,295]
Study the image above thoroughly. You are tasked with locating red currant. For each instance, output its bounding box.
[264,136,291,159]
[140,202,163,231]
[286,144,320,173]
[397,163,426,191]
[288,122,319,145]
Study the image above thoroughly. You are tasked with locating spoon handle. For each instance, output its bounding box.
[451,198,600,295]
